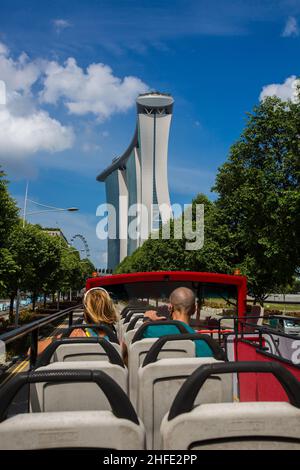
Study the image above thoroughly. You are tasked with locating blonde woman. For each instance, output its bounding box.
[34,288,119,355]
[70,287,119,338]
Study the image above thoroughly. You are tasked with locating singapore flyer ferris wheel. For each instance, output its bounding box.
[70,234,90,259]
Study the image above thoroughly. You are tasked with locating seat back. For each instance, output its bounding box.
[124,327,141,347]
[161,361,300,450]
[138,357,229,449]
[128,336,197,408]
[128,323,216,409]
[35,338,123,366]
[32,361,128,411]
[120,306,149,320]
[118,313,145,341]
[0,411,145,450]
[52,342,122,362]
[162,402,300,450]
[124,317,144,346]
[61,323,119,342]
[0,370,144,450]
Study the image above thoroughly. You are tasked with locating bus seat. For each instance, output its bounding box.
[129,339,195,408]
[35,337,123,366]
[124,327,140,347]
[32,361,128,411]
[137,335,227,449]
[138,357,228,450]
[161,361,300,450]
[118,313,146,341]
[163,403,300,450]
[0,370,144,450]
[124,319,144,346]
[129,330,225,408]
[128,338,158,407]
[0,411,145,450]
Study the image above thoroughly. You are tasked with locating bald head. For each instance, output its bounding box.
[169,287,196,317]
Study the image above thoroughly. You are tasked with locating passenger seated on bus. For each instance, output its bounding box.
[143,287,213,357]
[34,288,119,356]
[70,287,119,338]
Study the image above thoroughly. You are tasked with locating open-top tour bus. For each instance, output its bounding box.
[0,270,300,450]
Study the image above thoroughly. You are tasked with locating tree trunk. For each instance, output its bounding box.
[32,293,36,311]
[9,295,15,324]
[43,293,47,308]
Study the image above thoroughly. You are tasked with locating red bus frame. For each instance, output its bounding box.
[86,271,247,321]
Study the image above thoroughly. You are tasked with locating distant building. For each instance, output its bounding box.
[43,228,68,245]
[97,92,174,270]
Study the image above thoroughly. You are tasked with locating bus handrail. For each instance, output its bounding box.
[0,304,82,345]
[0,304,82,370]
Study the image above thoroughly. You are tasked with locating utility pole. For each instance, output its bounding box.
[15,181,29,327]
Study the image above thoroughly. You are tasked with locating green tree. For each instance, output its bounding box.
[0,168,19,246]
[0,169,19,294]
[115,194,230,274]
[58,247,83,295]
[213,96,300,303]
[80,258,96,282]
[5,223,61,315]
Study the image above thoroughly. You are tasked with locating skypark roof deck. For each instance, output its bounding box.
[96,92,174,182]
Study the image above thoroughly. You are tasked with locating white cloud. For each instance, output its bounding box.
[282,16,299,38]
[0,42,41,93]
[40,58,148,120]
[81,142,102,153]
[0,42,9,56]
[0,43,74,159]
[53,19,72,34]
[0,106,74,157]
[0,40,147,173]
[259,75,300,102]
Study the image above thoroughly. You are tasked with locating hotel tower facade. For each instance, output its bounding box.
[97,92,174,270]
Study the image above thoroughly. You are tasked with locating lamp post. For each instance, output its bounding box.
[15,182,79,327]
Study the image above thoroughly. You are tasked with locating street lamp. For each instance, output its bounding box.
[22,181,78,227]
[15,182,79,326]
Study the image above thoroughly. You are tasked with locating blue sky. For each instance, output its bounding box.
[1,0,300,267]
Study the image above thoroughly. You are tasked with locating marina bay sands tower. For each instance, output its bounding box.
[97,92,174,270]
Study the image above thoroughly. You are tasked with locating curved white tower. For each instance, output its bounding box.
[97,92,174,270]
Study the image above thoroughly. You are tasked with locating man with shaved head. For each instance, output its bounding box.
[169,287,196,320]
[142,287,213,357]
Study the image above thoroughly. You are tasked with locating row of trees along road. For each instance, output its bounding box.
[0,169,95,322]
[116,96,300,305]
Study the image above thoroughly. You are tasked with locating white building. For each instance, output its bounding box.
[43,228,68,245]
[97,92,174,270]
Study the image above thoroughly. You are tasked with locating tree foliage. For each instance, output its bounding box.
[213,96,300,302]
[116,194,232,274]
[0,170,95,319]
[0,169,20,294]
[0,168,19,247]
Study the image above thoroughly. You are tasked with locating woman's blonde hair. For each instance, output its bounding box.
[83,288,119,325]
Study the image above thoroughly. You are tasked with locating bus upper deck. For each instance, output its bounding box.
[0,271,300,450]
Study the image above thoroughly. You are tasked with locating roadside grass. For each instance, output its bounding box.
[263,303,300,312]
